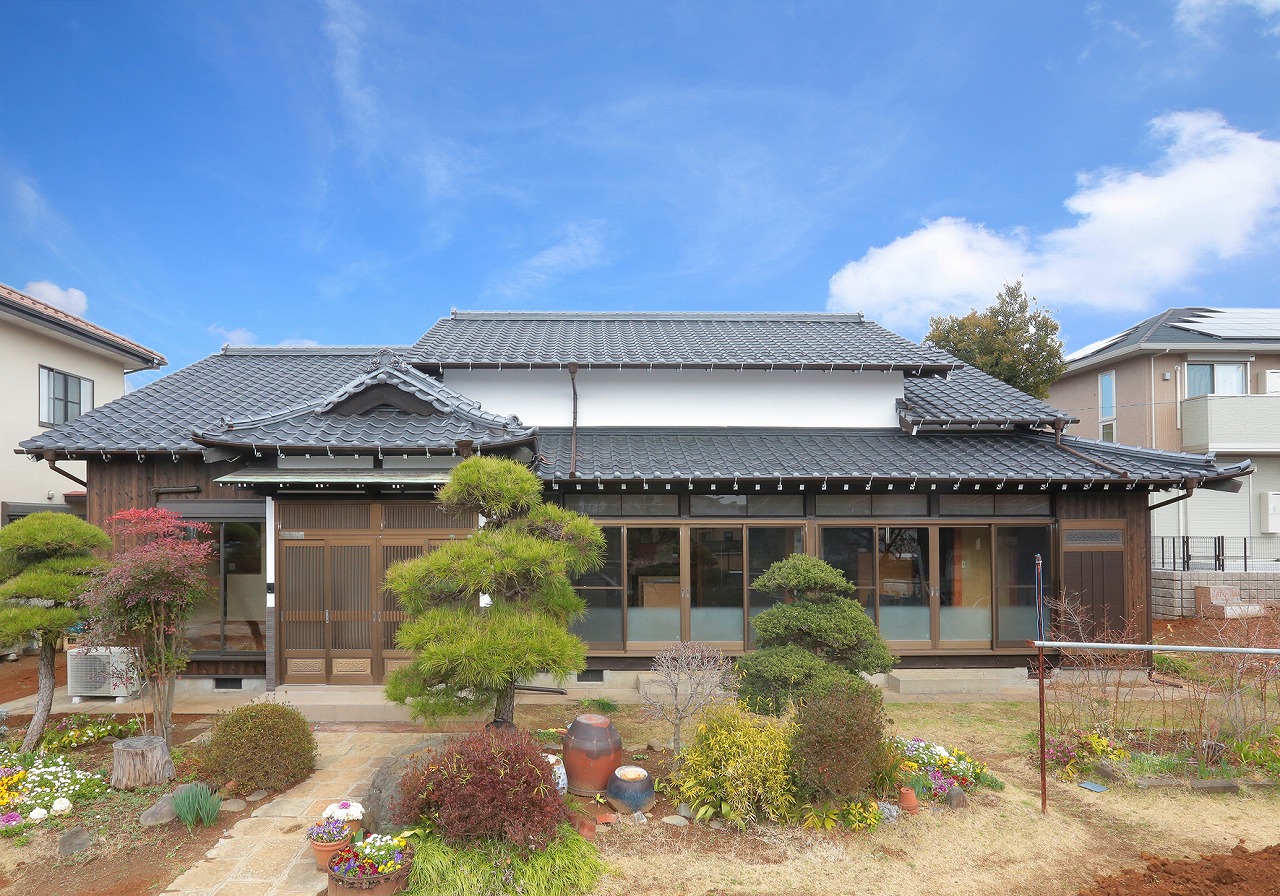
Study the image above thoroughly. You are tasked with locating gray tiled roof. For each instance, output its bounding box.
[902,366,1075,427]
[410,311,962,372]
[1066,307,1280,368]
[19,347,409,454]
[193,353,533,451]
[536,427,1248,486]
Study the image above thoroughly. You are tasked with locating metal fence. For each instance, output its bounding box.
[1152,535,1280,571]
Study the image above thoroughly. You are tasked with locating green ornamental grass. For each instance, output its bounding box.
[172,783,222,832]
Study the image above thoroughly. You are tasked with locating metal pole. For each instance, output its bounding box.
[1033,641,1280,657]
[1034,553,1047,815]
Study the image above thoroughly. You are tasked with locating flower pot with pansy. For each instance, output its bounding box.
[307,818,353,871]
[322,800,365,840]
[327,833,413,895]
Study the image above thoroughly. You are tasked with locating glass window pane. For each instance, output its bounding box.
[1099,372,1115,419]
[571,589,623,646]
[879,527,930,641]
[575,526,622,588]
[1216,363,1244,395]
[748,494,803,516]
[82,378,93,412]
[993,495,1051,516]
[1187,364,1212,398]
[187,525,224,652]
[1100,421,1116,442]
[819,527,876,622]
[939,527,992,644]
[815,495,873,516]
[563,494,622,516]
[626,527,681,643]
[995,526,1050,646]
[691,528,745,643]
[939,495,995,516]
[223,522,267,650]
[872,494,928,517]
[690,495,747,516]
[620,494,679,516]
[746,526,806,642]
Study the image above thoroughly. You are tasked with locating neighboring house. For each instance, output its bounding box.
[1049,307,1280,540]
[21,311,1248,688]
[1,282,165,524]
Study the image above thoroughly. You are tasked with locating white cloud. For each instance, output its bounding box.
[208,323,257,345]
[24,281,88,317]
[323,0,376,135]
[828,111,1280,335]
[489,221,609,298]
[1176,0,1280,33]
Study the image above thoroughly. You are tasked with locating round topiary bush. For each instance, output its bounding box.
[201,701,316,793]
[735,645,865,716]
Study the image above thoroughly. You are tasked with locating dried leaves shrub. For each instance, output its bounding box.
[201,701,317,793]
[790,679,886,800]
[394,728,567,850]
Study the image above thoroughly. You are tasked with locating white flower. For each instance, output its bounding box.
[50,797,72,815]
[322,801,364,822]
[28,807,47,822]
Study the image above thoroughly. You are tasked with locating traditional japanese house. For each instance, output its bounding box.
[19,312,1251,687]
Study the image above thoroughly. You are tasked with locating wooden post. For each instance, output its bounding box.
[111,735,175,789]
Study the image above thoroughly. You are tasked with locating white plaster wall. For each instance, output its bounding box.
[1,316,131,508]
[442,368,904,428]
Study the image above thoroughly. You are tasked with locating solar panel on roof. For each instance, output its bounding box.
[1167,309,1280,339]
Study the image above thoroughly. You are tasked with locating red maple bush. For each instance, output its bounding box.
[394,728,568,849]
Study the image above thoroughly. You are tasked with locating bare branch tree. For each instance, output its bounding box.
[641,642,730,754]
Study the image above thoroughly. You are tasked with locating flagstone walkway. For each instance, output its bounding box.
[162,727,437,896]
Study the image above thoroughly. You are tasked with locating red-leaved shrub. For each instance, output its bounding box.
[393,728,568,849]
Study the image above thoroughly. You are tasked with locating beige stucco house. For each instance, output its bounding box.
[1,282,165,523]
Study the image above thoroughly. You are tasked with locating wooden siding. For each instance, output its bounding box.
[1057,492,1151,641]
[85,456,257,528]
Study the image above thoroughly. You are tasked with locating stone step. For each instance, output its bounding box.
[886,668,1027,695]
[1203,602,1266,619]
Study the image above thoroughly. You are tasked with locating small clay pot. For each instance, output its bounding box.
[606,765,656,815]
[898,786,920,815]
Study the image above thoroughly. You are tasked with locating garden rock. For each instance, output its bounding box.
[662,815,689,826]
[58,826,93,856]
[709,820,725,830]
[676,802,694,819]
[620,811,648,825]
[173,782,209,799]
[647,738,673,752]
[1094,760,1125,783]
[140,793,177,827]
[945,786,969,809]
[1190,778,1239,795]
[220,798,247,812]
[246,789,269,802]
[362,738,439,834]
[877,802,900,825]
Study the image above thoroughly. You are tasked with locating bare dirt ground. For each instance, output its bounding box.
[520,701,1280,896]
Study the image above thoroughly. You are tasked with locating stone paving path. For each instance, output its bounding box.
[163,728,426,896]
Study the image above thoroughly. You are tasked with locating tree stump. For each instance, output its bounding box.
[111,735,174,789]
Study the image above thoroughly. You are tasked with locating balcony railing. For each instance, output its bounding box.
[1180,394,1280,453]
[1152,535,1280,571]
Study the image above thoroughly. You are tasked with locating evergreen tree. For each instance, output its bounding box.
[385,457,605,723]
[0,512,109,751]
[925,281,1067,399]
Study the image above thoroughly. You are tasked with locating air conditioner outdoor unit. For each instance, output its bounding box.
[67,647,141,703]
[1259,370,1280,395]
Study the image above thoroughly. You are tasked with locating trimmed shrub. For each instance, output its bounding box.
[200,702,316,793]
[751,596,894,676]
[393,728,568,850]
[666,703,796,828]
[735,645,864,716]
[791,680,886,799]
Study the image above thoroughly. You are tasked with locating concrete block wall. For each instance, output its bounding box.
[1151,568,1280,619]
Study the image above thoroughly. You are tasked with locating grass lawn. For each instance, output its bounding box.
[521,700,1280,896]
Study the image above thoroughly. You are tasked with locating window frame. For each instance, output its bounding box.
[38,365,95,427]
[1098,370,1116,442]
[1186,362,1246,398]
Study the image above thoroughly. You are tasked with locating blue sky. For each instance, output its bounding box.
[2,1,1279,385]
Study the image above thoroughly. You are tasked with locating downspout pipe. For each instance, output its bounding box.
[41,453,88,489]
[568,363,579,479]
[1052,419,1129,477]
